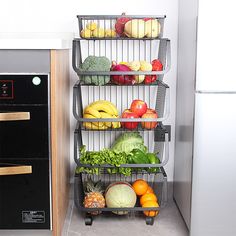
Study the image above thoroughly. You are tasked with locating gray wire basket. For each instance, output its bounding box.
[77,14,166,39]
[73,80,170,129]
[72,38,171,85]
[74,122,171,168]
[74,167,167,225]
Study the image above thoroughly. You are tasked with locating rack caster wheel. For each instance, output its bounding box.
[85,215,93,226]
[146,217,154,225]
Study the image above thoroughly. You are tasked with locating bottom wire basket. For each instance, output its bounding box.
[74,167,167,225]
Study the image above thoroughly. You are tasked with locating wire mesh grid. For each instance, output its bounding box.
[77,14,166,39]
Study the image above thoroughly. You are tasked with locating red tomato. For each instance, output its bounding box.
[144,75,157,84]
[152,59,163,71]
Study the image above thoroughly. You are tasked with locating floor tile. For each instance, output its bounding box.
[65,199,189,236]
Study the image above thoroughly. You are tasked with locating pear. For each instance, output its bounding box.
[105,29,116,38]
[140,61,152,71]
[145,19,161,38]
[128,61,141,71]
[80,29,92,38]
[135,75,145,84]
[93,28,105,38]
[86,22,97,31]
[124,19,146,38]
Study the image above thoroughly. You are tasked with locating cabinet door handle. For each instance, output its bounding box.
[0,112,30,121]
[0,165,32,176]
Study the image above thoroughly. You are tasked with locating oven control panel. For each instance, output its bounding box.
[0,80,13,99]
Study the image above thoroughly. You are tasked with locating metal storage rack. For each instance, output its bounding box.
[72,14,171,225]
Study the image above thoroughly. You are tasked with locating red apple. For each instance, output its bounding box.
[130,100,148,117]
[141,108,158,129]
[143,17,152,22]
[115,17,131,36]
[121,109,139,130]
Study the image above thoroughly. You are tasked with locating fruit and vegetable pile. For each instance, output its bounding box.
[80,16,161,39]
[122,99,158,130]
[83,99,158,130]
[76,132,160,175]
[111,59,163,85]
[79,55,163,86]
[82,178,159,217]
[83,100,120,130]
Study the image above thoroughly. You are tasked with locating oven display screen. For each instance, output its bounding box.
[0,80,14,99]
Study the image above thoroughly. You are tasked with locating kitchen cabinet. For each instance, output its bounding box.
[0,33,71,236]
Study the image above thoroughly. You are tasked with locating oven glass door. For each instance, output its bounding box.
[0,106,49,159]
[0,159,51,229]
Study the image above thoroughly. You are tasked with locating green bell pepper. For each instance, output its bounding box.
[146,153,161,173]
[128,149,149,164]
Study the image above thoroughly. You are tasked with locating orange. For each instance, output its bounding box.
[140,193,157,206]
[145,186,154,194]
[132,179,148,196]
[142,200,159,217]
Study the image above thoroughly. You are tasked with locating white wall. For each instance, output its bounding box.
[0,0,178,181]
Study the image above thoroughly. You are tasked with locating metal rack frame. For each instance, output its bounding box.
[77,14,166,39]
[72,14,171,226]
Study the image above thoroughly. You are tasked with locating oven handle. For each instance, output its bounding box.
[0,165,32,176]
[0,112,30,121]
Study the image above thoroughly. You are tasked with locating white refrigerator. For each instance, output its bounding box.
[174,0,236,235]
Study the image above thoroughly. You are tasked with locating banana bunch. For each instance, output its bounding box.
[83,100,121,130]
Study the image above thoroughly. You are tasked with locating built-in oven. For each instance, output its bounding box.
[0,74,51,229]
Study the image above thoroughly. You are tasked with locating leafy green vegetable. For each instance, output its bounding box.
[111,132,147,154]
[79,56,111,85]
[76,145,131,176]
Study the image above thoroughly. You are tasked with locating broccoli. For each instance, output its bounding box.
[79,56,111,85]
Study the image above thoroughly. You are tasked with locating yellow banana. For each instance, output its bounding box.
[83,113,104,127]
[83,122,108,130]
[102,101,119,116]
[112,115,121,129]
[89,100,118,116]
[100,112,113,127]
[84,106,101,118]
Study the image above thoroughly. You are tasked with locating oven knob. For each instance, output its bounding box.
[32,76,41,86]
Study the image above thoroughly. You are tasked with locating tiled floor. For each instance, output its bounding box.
[0,185,189,236]
[62,199,188,236]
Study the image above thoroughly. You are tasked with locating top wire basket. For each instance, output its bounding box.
[77,14,166,39]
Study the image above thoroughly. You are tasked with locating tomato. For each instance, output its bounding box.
[152,59,163,71]
[144,75,157,84]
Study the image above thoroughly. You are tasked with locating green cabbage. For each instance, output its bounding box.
[111,132,147,154]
